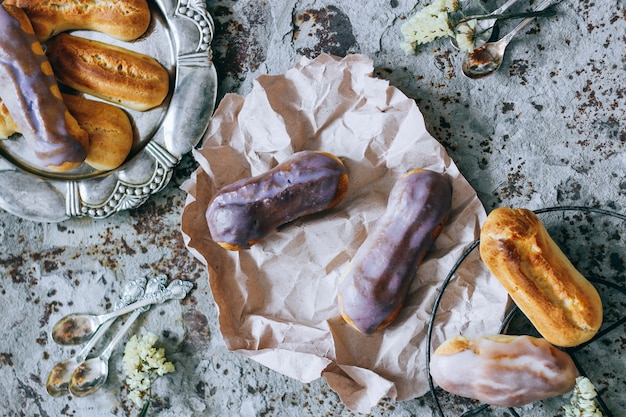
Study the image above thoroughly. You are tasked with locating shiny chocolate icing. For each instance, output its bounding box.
[0,5,87,167]
[206,151,348,249]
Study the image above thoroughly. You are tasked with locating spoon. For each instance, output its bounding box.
[45,277,148,397]
[461,0,558,79]
[68,275,168,397]
[451,0,520,50]
[69,306,144,397]
[51,277,193,345]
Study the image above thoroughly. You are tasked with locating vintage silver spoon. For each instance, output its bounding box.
[68,306,145,397]
[452,0,520,50]
[68,276,173,397]
[461,0,558,79]
[45,277,148,397]
[51,277,193,345]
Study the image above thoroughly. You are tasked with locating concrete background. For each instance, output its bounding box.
[0,0,624,416]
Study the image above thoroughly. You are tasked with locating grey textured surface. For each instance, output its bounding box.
[0,0,624,416]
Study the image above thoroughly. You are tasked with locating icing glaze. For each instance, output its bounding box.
[0,5,87,167]
[338,169,452,334]
[206,151,348,249]
[430,334,579,407]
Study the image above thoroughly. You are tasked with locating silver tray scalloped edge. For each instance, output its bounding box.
[0,0,217,222]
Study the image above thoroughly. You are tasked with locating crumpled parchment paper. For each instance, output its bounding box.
[181,53,508,413]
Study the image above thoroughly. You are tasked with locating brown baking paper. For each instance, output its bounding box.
[181,53,509,413]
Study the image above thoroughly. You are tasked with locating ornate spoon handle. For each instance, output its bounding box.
[498,0,560,45]
[72,277,148,362]
[98,308,143,361]
[474,0,519,32]
[97,276,193,323]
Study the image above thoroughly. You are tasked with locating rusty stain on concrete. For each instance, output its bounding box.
[293,6,358,58]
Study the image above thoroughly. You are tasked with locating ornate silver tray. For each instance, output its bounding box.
[0,0,217,222]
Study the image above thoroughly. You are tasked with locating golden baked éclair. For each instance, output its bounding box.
[46,33,170,112]
[479,207,603,347]
[4,0,151,42]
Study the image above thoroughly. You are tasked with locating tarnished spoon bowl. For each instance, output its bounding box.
[51,314,104,346]
[451,0,518,50]
[46,357,79,397]
[462,0,558,79]
[461,40,508,79]
[51,277,148,346]
[69,354,111,397]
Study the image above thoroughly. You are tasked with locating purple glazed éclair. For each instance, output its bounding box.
[338,169,452,334]
[0,4,87,169]
[206,150,349,250]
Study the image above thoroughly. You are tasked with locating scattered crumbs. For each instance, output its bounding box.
[502,102,515,114]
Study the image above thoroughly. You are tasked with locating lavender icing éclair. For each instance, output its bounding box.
[0,4,87,169]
